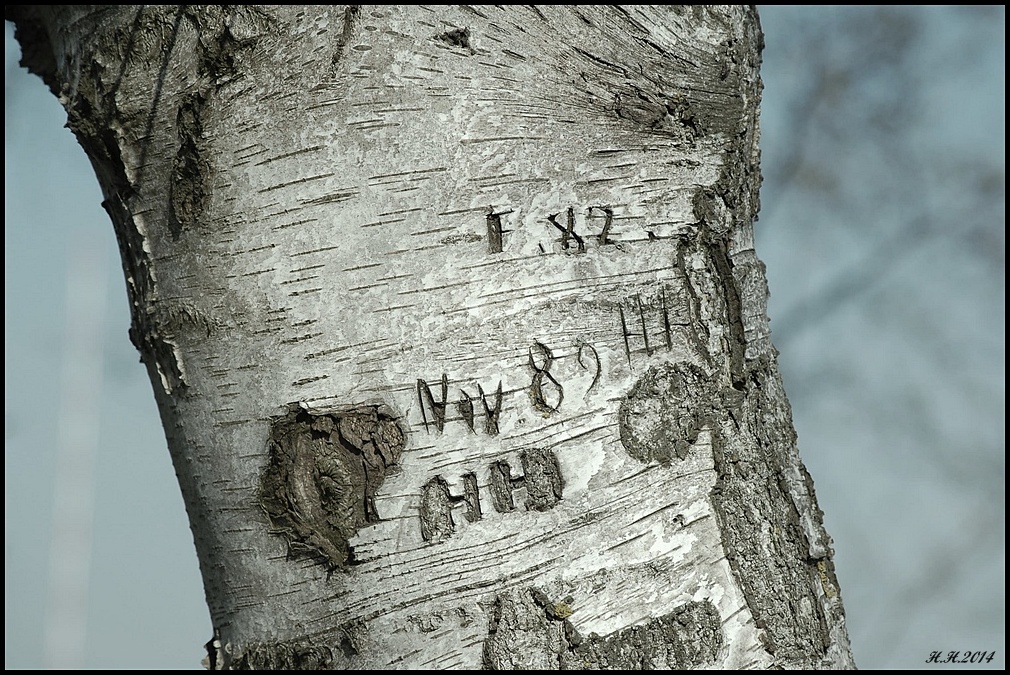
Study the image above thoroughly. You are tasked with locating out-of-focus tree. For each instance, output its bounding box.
[759,5,1005,669]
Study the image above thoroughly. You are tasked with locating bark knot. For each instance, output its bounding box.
[618,362,716,465]
[259,404,405,568]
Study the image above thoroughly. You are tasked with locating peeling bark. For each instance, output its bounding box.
[7,5,854,669]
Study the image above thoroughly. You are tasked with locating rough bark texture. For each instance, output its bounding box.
[8,5,854,669]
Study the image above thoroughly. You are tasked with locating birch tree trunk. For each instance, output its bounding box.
[8,5,854,669]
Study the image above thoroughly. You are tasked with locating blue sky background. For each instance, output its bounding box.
[5,7,1004,669]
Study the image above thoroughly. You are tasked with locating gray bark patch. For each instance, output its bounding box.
[259,405,405,568]
[564,599,722,670]
[612,85,706,143]
[168,92,209,240]
[482,587,722,670]
[709,357,834,665]
[483,589,569,670]
[224,621,363,669]
[618,362,715,464]
[330,5,361,72]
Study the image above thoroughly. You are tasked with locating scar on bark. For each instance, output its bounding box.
[436,26,475,54]
[168,92,209,240]
[618,362,716,465]
[259,404,405,568]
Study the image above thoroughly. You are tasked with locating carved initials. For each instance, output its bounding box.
[486,208,513,254]
[548,207,586,253]
[418,374,503,435]
[490,448,563,513]
[420,473,481,543]
[419,448,563,542]
[593,206,614,245]
[619,289,676,365]
[528,341,563,414]
[417,374,449,432]
[478,382,503,435]
[480,203,690,257]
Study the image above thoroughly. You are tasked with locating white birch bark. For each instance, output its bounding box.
[7,5,854,669]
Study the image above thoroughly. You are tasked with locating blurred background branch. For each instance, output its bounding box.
[758,6,1004,668]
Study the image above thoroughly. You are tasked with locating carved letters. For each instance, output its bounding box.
[482,205,617,254]
[548,207,586,253]
[528,341,563,414]
[420,448,563,543]
[417,375,503,435]
[419,473,481,542]
[417,340,601,437]
[486,207,513,254]
[411,336,606,543]
[618,287,691,365]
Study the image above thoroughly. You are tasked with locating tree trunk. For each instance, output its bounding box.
[7,5,854,669]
